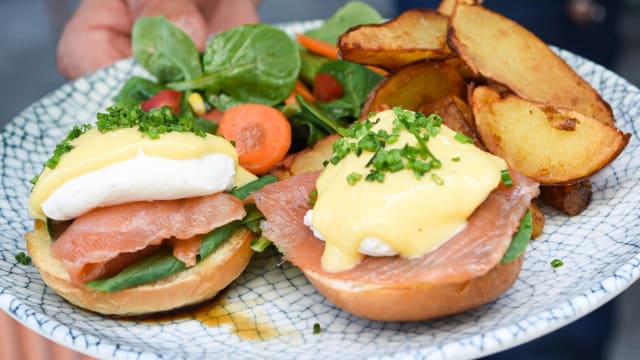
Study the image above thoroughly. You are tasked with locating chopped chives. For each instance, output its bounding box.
[551,258,564,268]
[454,132,473,144]
[431,173,444,186]
[250,236,272,253]
[15,252,31,265]
[347,172,362,185]
[308,189,318,206]
[313,323,322,334]
[501,169,513,187]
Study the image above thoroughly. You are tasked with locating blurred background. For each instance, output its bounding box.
[0,0,639,359]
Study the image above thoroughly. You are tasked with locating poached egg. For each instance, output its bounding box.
[29,127,253,221]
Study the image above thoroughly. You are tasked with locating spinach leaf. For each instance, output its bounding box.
[132,16,202,83]
[316,60,383,120]
[299,50,332,86]
[230,175,278,200]
[199,221,241,259]
[85,247,186,292]
[86,221,241,292]
[168,24,300,110]
[296,95,344,133]
[304,1,383,44]
[113,76,165,107]
[502,210,533,263]
[285,95,344,148]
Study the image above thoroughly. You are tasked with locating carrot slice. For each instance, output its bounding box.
[296,33,388,76]
[296,33,339,59]
[285,79,317,105]
[217,103,292,175]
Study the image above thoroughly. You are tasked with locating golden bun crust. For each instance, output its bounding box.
[25,220,254,316]
[302,255,524,321]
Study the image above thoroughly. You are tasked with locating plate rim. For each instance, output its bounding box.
[1,21,640,360]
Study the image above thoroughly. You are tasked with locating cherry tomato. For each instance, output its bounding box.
[141,89,183,113]
[313,73,344,102]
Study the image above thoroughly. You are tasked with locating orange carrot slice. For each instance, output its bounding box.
[296,33,339,59]
[285,79,317,105]
[296,33,388,76]
[217,103,292,175]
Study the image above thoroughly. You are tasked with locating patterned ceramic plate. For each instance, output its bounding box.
[1,21,639,360]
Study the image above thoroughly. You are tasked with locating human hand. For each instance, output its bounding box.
[56,0,260,80]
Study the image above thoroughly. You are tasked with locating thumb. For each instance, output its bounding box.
[128,0,209,50]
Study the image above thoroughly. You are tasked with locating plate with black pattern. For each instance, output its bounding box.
[1,21,639,360]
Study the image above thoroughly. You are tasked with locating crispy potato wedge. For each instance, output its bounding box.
[361,60,466,117]
[471,86,630,183]
[529,202,545,239]
[449,4,615,125]
[418,95,483,148]
[338,9,451,71]
[270,134,339,180]
[539,180,592,216]
[437,0,483,16]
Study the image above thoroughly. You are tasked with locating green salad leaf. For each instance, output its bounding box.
[304,1,383,44]
[502,209,533,263]
[86,247,186,292]
[113,76,165,108]
[132,16,202,83]
[315,60,382,120]
[168,24,300,110]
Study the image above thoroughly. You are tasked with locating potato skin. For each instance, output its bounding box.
[471,86,630,184]
[448,3,615,125]
[540,180,592,216]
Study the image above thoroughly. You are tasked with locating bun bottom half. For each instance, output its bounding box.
[25,220,254,316]
[302,255,524,321]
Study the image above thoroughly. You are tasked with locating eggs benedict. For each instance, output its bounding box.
[25,105,269,316]
[249,108,539,321]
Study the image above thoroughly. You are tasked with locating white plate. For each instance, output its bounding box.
[1,21,639,360]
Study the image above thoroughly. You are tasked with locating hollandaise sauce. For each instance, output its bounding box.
[311,108,508,272]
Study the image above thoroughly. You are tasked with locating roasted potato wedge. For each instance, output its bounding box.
[529,202,545,239]
[270,134,339,180]
[437,0,483,16]
[418,95,483,148]
[471,86,630,183]
[338,9,451,71]
[361,60,466,117]
[540,180,592,216]
[449,4,615,125]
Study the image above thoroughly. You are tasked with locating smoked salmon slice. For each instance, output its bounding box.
[51,193,245,285]
[248,170,539,286]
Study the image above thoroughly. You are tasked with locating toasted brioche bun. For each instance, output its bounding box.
[302,254,524,321]
[25,220,254,316]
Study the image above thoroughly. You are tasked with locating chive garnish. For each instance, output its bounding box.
[44,123,92,169]
[308,189,318,207]
[15,252,31,265]
[451,157,460,162]
[501,169,513,187]
[330,108,443,185]
[313,323,322,334]
[250,236,272,253]
[454,132,473,144]
[347,172,362,185]
[551,258,564,268]
[431,173,444,186]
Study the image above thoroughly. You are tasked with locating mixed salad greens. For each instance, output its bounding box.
[113,1,384,151]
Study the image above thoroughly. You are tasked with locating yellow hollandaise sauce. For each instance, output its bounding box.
[29,128,250,220]
[311,109,508,272]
